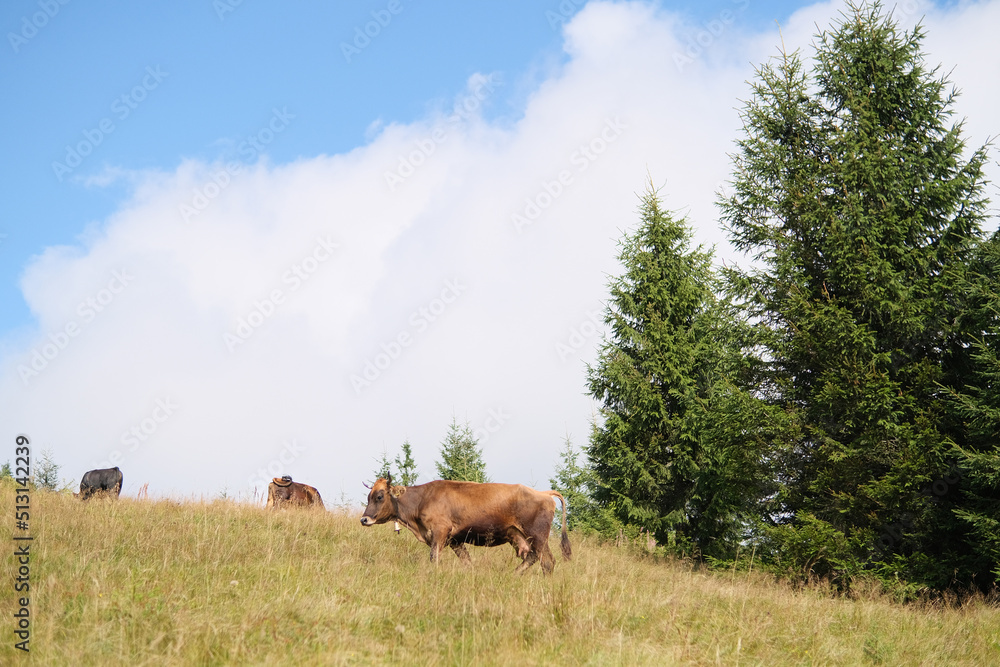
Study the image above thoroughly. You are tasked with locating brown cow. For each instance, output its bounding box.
[266,475,324,509]
[360,476,571,573]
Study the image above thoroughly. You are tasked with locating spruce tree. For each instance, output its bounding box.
[373,448,393,482]
[944,234,1000,584]
[549,437,617,533]
[35,449,61,491]
[587,189,769,557]
[394,440,419,486]
[436,417,488,483]
[718,1,996,590]
[373,441,420,485]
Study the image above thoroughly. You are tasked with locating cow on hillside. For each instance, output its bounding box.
[266,475,324,509]
[360,476,571,573]
[75,467,123,500]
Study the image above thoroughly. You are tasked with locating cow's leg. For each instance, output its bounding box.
[514,549,539,573]
[513,535,540,573]
[519,525,556,574]
[450,542,472,565]
[428,531,448,564]
[539,540,555,574]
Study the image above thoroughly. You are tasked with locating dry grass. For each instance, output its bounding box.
[2,482,999,665]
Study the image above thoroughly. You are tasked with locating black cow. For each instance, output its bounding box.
[75,467,123,500]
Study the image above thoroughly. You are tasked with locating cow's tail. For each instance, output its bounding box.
[548,491,572,560]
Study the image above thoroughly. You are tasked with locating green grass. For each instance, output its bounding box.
[2,481,999,665]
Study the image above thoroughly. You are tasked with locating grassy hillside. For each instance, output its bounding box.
[2,482,998,665]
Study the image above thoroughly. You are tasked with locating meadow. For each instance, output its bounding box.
[2,481,998,665]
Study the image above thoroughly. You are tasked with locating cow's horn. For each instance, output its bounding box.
[362,481,371,489]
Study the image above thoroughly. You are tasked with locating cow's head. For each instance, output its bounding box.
[360,476,402,526]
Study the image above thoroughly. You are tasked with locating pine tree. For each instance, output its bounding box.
[373,448,393,482]
[587,188,770,557]
[944,234,1000,583]
[394,440,419,486]
[436,417,488,483]
[548,436,616,533]
[35,449,61,491]
[718,1,996,590]
[0,461,11,479]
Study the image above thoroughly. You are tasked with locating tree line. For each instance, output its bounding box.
[372,415,489,487]
[574,1,999,596]
[1,449,67,491]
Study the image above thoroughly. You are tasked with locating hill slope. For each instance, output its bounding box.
[2,483,998,665]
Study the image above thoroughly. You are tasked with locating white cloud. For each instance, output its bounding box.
[3,0,998,501]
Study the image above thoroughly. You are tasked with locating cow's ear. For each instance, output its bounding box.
[390,485,405,498]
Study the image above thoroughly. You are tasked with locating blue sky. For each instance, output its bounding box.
[0,0,807,329]
[2,1,997,499]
